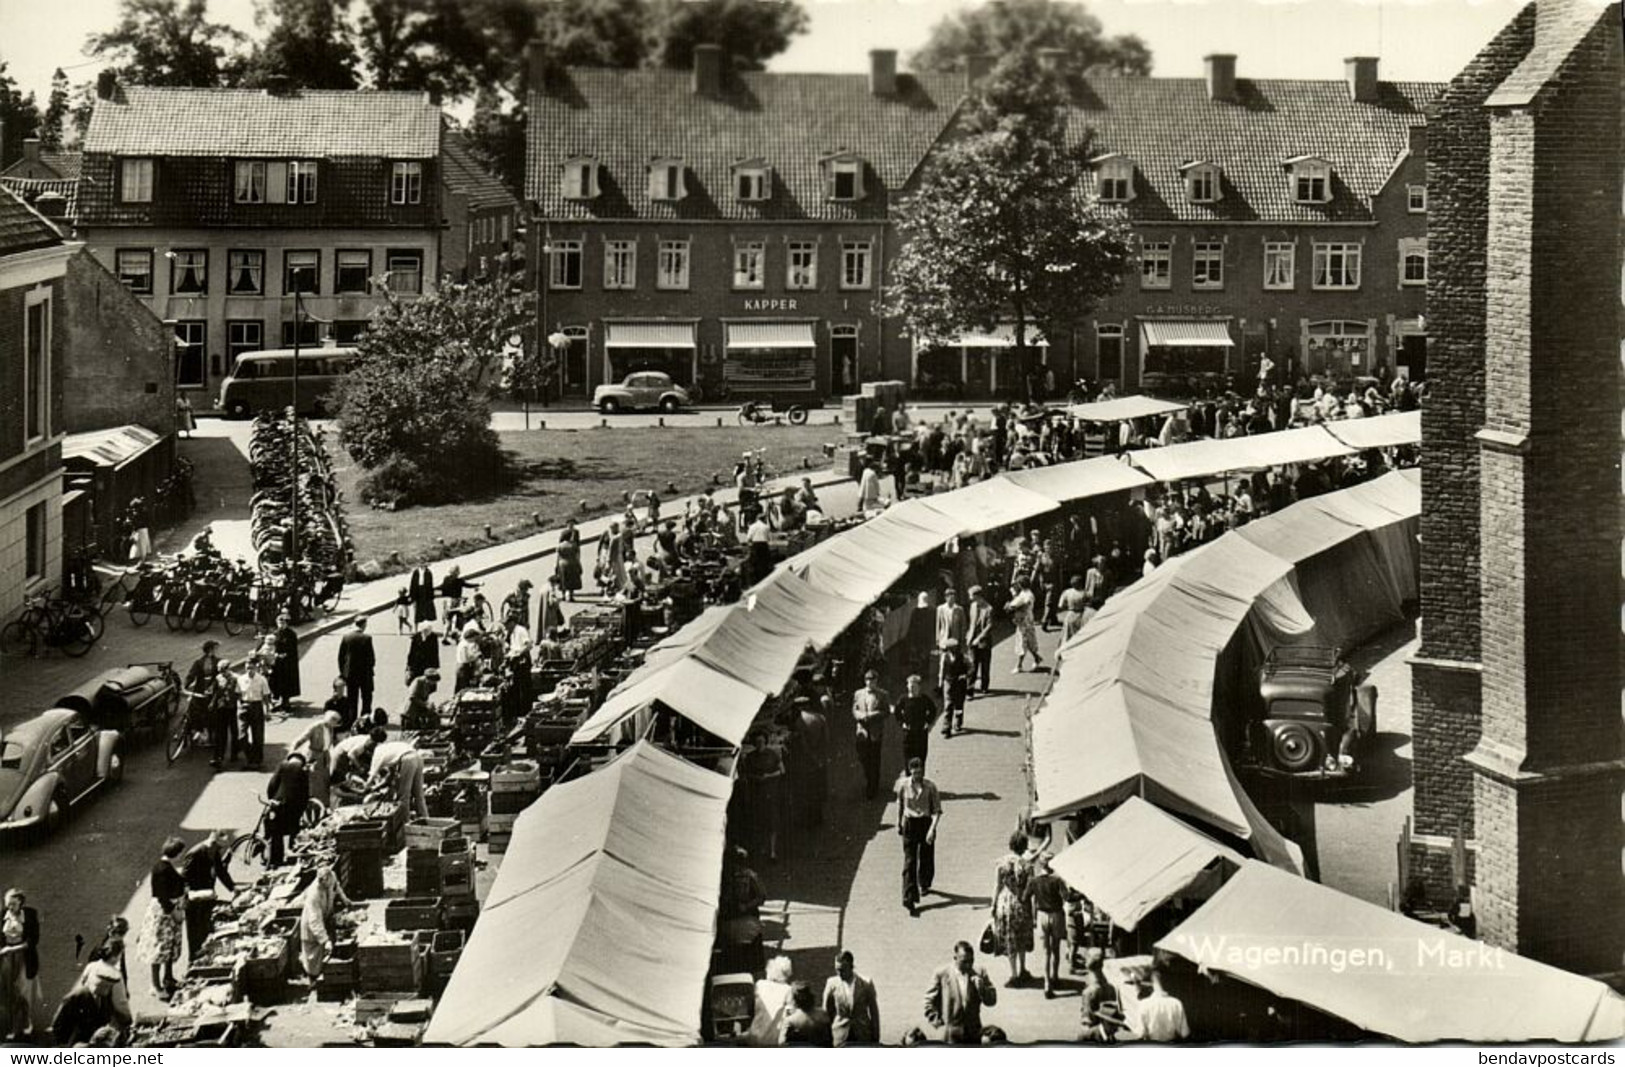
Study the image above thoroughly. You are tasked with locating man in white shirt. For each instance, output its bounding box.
[1136,962,1191,1042]
[237,658,273,770]
[367,736,429,818]
[746,513,772,583]
[858,460,882,511]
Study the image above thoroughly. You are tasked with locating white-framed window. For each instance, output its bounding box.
[171,248,208,294]
[23,287,50,444]
[234,161,266,203]
[1185,164,1220,203]
[562,159,599,200]
[648,160,686,201]
[733,241,765,289]
[1263,242,1295,290]
[604,239,636,290]
[1312,242,1362,289]
[829,159,865,201]
[227,249,264,295]
[119,157,154,203]
[336,249,372,294]
[657,239,690,290]
[1399,238,1428,286]
[173,320,207,388]
[1192,241,1224,289]
[116,249,153,294]
[549,240,583,290]
[287,160,318,204]
[387,249,423,294]
[1407,184,1427,213]
[227,320,262,369]
[735,166,769,202]
[1096,157,1134,202]
[787,241,817,290]
[24,503,45,585]
[284,249,320,295]
[390,161,423,205]
[1139,240,1171,289]
[840,241,873,289]
[1292,159,1332,204]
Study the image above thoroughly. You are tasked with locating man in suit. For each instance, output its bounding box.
[408,564,436,627]
[965,586,994,697]
[933,587,966,692]
[924,941,998,1045]
[336,615,375,730]
[822,950,880,1047]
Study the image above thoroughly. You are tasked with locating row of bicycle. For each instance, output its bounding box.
[249,411,353,572]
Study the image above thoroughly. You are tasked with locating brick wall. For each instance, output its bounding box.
[60,249,176,435]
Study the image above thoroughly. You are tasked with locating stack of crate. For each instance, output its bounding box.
[336,819,388,899]
[450,688,502,758]
[487,759,542,855]
[404,819,474,904]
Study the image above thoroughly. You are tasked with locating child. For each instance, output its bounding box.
[393,586,411,634]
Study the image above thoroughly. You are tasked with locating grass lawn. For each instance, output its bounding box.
[337,424,839,574]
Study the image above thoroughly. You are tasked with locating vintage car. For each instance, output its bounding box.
[56,662,180,744]
[1253,645,1377,775]
[593,371,691,414]
[0,709,124,837]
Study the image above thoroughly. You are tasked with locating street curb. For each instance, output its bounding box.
[293,471,855,643]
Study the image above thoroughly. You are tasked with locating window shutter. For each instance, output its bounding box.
[268,162,288,204]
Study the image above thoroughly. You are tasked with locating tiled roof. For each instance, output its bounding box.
[527,69,968,220]
[85,86,440,159]
[0,148,81,180]
[0,184,64,257]
[441,128,520,211]
[0,177,78,222]
[1065,76,1442,223]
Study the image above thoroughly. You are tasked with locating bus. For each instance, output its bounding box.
[217,347,359,419]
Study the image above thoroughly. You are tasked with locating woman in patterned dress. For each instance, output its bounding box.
[555,521,584,601]
[991,830,1035,986]
[136,838,187,999]
[1004,579,1043,673]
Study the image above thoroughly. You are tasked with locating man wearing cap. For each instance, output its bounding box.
[965,586,994,697]
[1079,951,1123,1043]
[850,670,889,800]
[336,615,375,731]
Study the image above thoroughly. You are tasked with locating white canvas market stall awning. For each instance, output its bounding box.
[1323,409,1422,451]
[425,743,731,1047]
[1157,861,1625,1043]
[725,321,817,350]
[1067,396,1190,423]
[914,478,1058,535]
[571,654,767,747]
[603,321,696,348]
[1051,797,1243,932]
[62,424,164,470]
[1127,425,1354,484]
[1140,320,1234,348]
[743,570,870,650]
[1002,455,1154,505]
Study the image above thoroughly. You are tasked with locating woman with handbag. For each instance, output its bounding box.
[990,831,1035,987]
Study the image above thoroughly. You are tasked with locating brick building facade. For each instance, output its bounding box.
[1412,0,1624,978]
[441,128,523,284]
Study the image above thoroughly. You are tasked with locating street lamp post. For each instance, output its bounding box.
[289,290,304,575]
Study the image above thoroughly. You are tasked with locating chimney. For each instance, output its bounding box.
[1205,54,1237,102]
[263,73,295,97]
[524,39,547,93]
[96,70,119,101]
[693,44,724,97]
[869,49,897,97]
[1345,56,1379,103]
[966,53,995,83]
[23,137,40,164]
[1037,48,1068,72]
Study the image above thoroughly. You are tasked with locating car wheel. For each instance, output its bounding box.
[599,398,620,415]
[786,405,809,426]
[228,400,251,419]
[659,395,681,414]
[1270,722,1320,772]
[105,749,125,786]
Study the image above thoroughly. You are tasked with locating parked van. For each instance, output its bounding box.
[218,347,359,418]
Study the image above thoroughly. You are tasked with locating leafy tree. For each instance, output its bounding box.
[353,0,493,97]
[0,62,41,169]
[40,69,70,149]
[244,0,360,89]
[85,0,249,87]
[912,0,1151,78]
[643,0,810,72]
[337,270,535,506]
[530,0,647,69]
[884,53,1134,401]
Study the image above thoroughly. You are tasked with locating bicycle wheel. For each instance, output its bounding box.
[80,609,105,644]
[223,606,245,638]
[163,597,189,631]
[190,597,215,634]
[0,620,35,658]
[58,615,96,658]
[128,598,152,627]
[99,579,125,618]
[227,832,270,872]
[166,709,194,764]
[301,799,327,830]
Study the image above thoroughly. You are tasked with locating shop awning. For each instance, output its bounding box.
[688,609,811,694]
[725,321,816,350]
[1067,396,1190,423]
[62,425,164,470]
[743,571,870,649]
[952,325,1048,348]
[915,478,1058,535]
[1324,410,1422,451]
[571,655,767,747]
[603,322,696,349]
[1157,861,1625,1043]
[1140,319,1234,348]
[1051,797,1243,932]
[425,743,730,1047]
[1127,425,1354,484]
[791,532,911,602]
[1002,455,1154,505]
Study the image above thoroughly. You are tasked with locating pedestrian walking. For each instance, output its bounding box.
[179,831,235,960]
[739,731,786,863]
[966,586,994,695]
[1005,579,1043,673]
[1026,853,1068,997]
[336,615,375,730]
[175,395,196,439]
[265,752,310,868]
[851,670,889,800]
[1058,574,1091,642]
[939,639,968,736]
[893,758,941,917]
[0,889,43,1041]
[407,563,437,627]
[237,657,271,770]
[992,831,1036,986]
[858,459,883,511]
[406,620,440,683]
[137,838,187,1000]
[894,674,937,772]
[923,941,998,1045]
[268,613,301,711]
[438,567,468,635]
[822,950,881,1047]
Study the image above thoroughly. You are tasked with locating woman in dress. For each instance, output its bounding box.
[0,889,43,1040]
[1004,579,1043,673]
[298,866,352,980]
[137,838,187,1000]
[269,612,301,712]
[291,710,340,807]
[555,522,583,601]
[991,831,1035,986]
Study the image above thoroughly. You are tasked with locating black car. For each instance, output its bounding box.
[1252,646,1376,774]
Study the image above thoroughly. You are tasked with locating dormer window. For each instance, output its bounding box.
[1286,156,1333,204]
[1180,162,1221,204]
[734,160,771,202]
[1092,155,1134,203]
[823,155,867,201]
[648,158,686,201]
[562,157,600,200]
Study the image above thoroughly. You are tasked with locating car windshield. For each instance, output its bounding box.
[1,740,26,769]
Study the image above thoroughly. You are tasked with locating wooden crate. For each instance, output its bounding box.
[403,817,461,852]
[384,897,443,932]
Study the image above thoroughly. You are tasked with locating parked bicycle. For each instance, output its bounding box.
[227,793,329,873]
[0,588,103,658]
